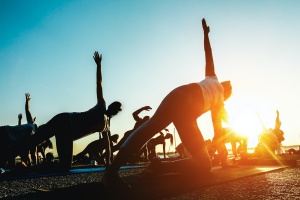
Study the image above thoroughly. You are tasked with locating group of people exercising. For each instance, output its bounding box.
[1,18,233,189]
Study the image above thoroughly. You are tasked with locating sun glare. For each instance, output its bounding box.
[225,95,277,148]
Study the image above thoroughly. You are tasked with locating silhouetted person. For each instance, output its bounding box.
[73,134,119,166]
[102,18,233,189]
[45,152,55,164]
[11,94,38,168]
[256,110,285,157]
[23,93,38,166]
[221,127,248,158]
[28,51,122,171]
[0,94,38,169]
[4,114,24,169]
[37,138,53,164]
[273,110,285,143]
[6,114,24,168]
[101,106,152,162]
[147,129,173,161]
[114,106,151,151]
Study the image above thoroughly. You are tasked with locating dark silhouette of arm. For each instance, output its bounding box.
[132,106,152,121]
[275,110,281,130]
[25,93,35,124]
[94,51,111,165]
[93,51,104,104]
[202,18,216,77]
[18,113,22,125]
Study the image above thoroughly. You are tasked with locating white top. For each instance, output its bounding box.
[198,76,224,113]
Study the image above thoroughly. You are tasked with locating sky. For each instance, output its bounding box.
[1,0,300,156]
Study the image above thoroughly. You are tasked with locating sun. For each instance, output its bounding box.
[224,95,277,148]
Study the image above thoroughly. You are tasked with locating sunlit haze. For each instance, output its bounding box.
[1,1,300,156]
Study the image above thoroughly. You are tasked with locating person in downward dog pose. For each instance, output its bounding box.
[102,18,233,189]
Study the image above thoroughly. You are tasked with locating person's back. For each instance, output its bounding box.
[0,123,36,168]
[70,103,107,140]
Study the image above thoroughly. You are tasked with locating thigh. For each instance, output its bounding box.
[41,113,72,136]
[121,84,201,152]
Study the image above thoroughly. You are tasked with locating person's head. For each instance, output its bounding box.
[110,134,119,144]
[45,152,54,163]
[143,116,150,121]
[165,133,173,146]
[107,101,122,117]
[221,81,232,101]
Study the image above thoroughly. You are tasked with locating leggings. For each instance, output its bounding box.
[31,113,73,169]
[121,83,206,163]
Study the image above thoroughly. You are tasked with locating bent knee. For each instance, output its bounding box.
[192,149,212,172]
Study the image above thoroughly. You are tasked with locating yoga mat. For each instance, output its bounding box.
[23,165,287,200]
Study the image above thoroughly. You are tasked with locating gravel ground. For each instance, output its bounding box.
[1,166,300,200]
[165,167,300,200]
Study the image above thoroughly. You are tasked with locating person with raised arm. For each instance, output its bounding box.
[102,18,233,189]
[0,94,38,169]
[115,106,152,150]
[146,129,173,161]
[24,93,38,166]
[28,51,122,171]
[100,106,152,163]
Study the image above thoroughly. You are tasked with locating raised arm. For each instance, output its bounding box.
[18,113,22,125]
[93,51,104,104]
[202,18,216,77]
[132,106,152,121]
[25,93,35,124]
[274,110,281,130]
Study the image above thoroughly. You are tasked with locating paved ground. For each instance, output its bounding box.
[1,154,300,199]
[1,166,299,200]
[165,166,300,200]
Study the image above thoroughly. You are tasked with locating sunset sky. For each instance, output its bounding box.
[1,0,300,156]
